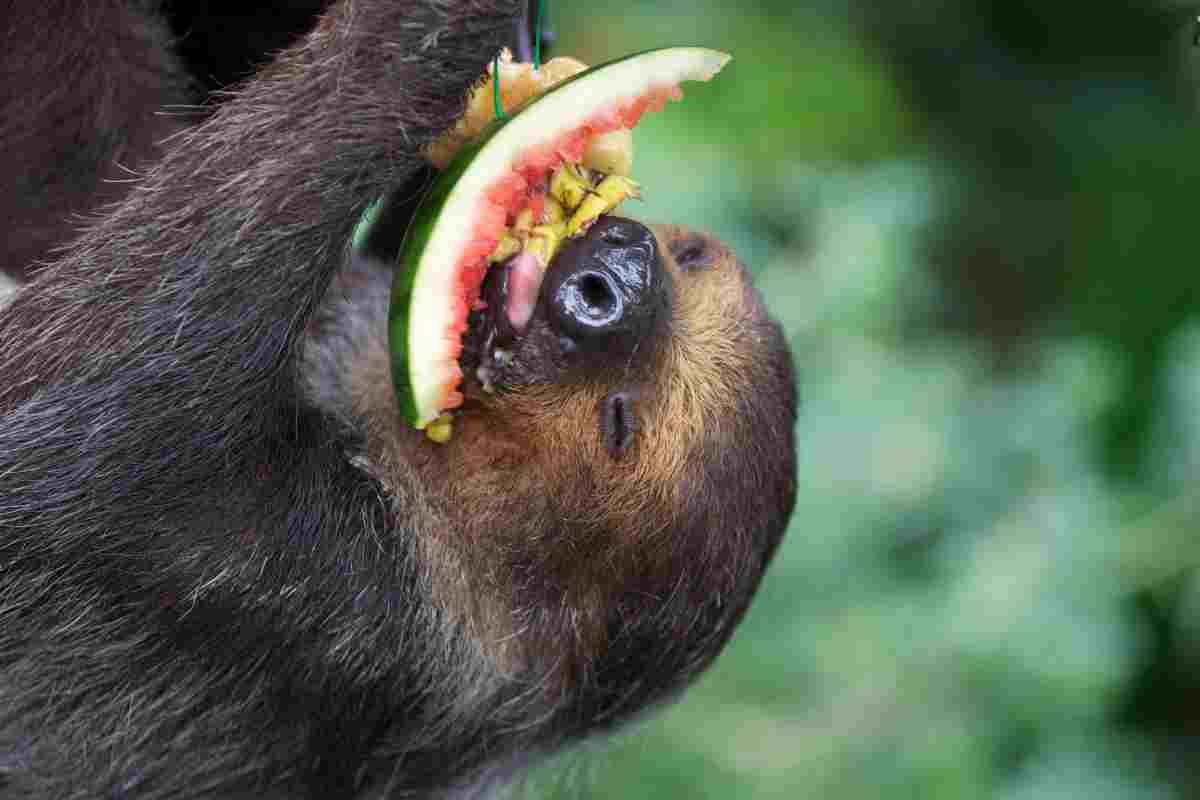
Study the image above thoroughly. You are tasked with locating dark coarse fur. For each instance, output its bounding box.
[0,2,797,798]
[0,0,192,282]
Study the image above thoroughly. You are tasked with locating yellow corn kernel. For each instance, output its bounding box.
[582,129,634,177]
[549,163,593,211]
[565,176,642,237]
[488,232,521,263]
[526,223,567,268]
[425,414,454,444]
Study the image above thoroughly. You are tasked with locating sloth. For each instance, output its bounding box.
[0,1,796,798]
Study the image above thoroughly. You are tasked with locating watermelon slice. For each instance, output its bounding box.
[385,47,731,431]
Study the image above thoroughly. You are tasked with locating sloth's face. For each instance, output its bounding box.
[453,218,792,469]
[305,215,796,696]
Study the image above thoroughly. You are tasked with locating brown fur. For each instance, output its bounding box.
[0,1,796,793]
[307,223,795,691]
[0,0,191,280]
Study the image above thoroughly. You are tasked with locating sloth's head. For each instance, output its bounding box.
[306,212,796,721]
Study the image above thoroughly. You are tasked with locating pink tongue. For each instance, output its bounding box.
[506,251,544,332]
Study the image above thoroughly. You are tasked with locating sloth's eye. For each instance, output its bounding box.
[669,237,710,272]
[601,391,638,460]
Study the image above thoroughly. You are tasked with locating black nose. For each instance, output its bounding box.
[543,217,665,347]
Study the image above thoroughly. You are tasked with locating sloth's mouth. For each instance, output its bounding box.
[458,251,529,396]
[458,214,667,398]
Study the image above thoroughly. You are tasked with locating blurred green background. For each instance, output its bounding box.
[522,1,1200,798]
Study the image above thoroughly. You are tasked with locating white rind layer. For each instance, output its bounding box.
[407,47,731,427]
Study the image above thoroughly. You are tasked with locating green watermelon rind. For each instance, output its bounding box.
[384,47,731,429]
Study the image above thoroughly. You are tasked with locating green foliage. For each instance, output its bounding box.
[523,1,1200,797]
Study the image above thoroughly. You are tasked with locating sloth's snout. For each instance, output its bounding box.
[544,216,665,347]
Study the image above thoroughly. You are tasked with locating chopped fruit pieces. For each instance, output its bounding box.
[527,223,566,268]
[581,129,634,176]
[549,163,594,211]
[384,47,732,433]
[565,175,642,238]
[489,233,522,263]
[425,414,455,444]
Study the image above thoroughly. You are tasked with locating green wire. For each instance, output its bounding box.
[494,0,546,120]
[493,53,507,120]
[361,2,547,246]
[534,0,544,69]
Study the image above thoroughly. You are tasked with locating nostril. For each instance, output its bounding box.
[579,271,616,315]
[549,269,625,338]
[543,216,665,346]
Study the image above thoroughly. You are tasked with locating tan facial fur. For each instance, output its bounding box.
[307,222,795,689]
